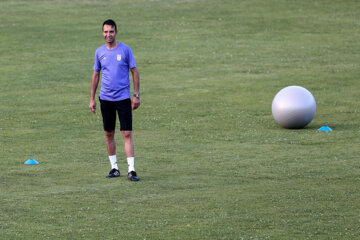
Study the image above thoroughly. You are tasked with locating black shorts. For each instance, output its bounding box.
[99,98,132,131]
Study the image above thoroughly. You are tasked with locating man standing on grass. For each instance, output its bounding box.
[89,19,140,181]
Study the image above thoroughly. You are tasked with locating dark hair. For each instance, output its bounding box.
[102,19,117,31]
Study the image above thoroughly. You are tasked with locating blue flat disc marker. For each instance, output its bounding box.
[318,126,332,131]
[24,159,39,165]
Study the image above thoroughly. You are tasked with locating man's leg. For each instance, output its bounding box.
[121,130,134,158]
[122,130,135,172]
[105,130,116,156]
[105,130,120,178]
[100,99,119,178]
[122,130,138,181]
[117,99,138,181]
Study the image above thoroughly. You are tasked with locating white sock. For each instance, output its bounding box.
[109,155,118,170]
[127,157,135,172]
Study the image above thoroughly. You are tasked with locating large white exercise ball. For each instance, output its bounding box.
[272,86,316,129]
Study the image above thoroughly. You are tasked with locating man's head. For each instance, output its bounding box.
[102,19,117,44]
[102,19,117,32]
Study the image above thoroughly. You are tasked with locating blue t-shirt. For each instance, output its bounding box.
[93,42,136,101]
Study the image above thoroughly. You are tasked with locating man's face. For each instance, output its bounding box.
[102,24,117,44]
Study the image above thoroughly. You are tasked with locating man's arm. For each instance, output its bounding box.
[131,67,140,110]
[89,70,100,113]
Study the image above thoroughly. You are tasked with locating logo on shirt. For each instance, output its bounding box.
[117,54,121,61]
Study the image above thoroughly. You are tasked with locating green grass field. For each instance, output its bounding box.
[0,0,359,239]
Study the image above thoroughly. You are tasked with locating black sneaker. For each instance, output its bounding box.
[106,168,120,178]
[127,171,139,181]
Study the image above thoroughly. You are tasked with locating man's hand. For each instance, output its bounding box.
[132,97,140,110]
[90,71,100,114]
[89,99,96,113]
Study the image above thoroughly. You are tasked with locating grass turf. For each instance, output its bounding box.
[0,0,359,239]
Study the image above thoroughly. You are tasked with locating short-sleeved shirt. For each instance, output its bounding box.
[93,42,136,101]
